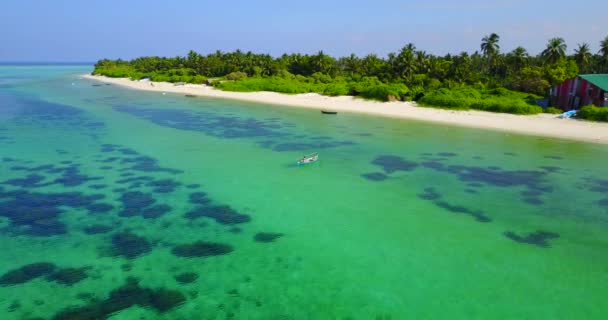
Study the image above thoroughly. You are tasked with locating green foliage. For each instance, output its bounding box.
[419,86,543,114]
[149,69,206,84]
[323,82,350,96]
[543,107,563,114]
[226,71,248,81]
[359,82,409,101]
[576,105,608,122]
[216,77,317,94]
[215,75,408,101]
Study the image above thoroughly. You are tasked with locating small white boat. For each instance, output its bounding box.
[297,153,318,165]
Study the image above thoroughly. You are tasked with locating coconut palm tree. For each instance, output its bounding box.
[574,43,592,73]
[600,35,608,71]
[481,33,500,75]
[395,44,416,80]
[415,50,430,74]
[509,46,529,69]
[481,33,500,57]
[542,37,567,64]
[600,35,608,58]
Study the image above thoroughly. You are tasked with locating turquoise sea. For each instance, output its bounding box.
[0,65,607,320]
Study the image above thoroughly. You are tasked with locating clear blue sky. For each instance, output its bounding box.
[0,0,605,62]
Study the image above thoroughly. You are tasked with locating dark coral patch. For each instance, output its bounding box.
[189,192,210,205]
[126,156,183,174]
[119,191,155,209]
[371,155,418,173]
[174,272,199,284]
[504,230,560,248]
[0,262,56,286]
[418,187,441,201]
[119,207,142,217]
[147,179,181,193]
[114,105,355,152]
[0,190,105,236]
[185,205,250,225]
[88,184,107,190]
[544,155,563,160]
[421,161,445,170]
[437,152,457,157]
[186,184,201,189]
[50,277,186,319]
[83,224,113,235]
[7,300,20,312]
[53,165,102,187]
[171,241,233,257]
[588,179,608,193]
[254,232,284,243]
[141,204,172,219]
[116,176,154,185]
[434,201,491,223]
[2,174,48,188]
[86,203,114,214]
[437,165,549,192]
[100,156,119,163]
[228,227,242,234]
[361,172,388,181]
[110,232,152,259]
[100,144,120,152]
[46,267,89,286]
[118,148,138,155]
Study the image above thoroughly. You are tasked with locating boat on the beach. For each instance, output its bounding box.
[185,94,196,98]
[321,110,338,115]
[559,110,577,119]
[297,152,318,165]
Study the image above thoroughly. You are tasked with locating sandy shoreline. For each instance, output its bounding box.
[83,74,608,144]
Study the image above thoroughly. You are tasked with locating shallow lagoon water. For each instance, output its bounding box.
[0,65,607,319]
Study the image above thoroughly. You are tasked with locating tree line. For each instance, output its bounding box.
[93,34,608,116]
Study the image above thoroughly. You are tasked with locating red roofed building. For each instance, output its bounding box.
[550,74,608,109]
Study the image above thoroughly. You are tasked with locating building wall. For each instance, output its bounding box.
[550,77,606,109]
[551,78,577,109]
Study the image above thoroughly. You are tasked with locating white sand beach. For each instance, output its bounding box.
[84,74,608,144]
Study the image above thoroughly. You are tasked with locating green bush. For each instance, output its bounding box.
[323,82,350,96]
[419,86,543,114]
[576,105,608,122]
[216,77,317,94]
[226,71,248,81]
[543,107,562,114]
[357,82,409,102]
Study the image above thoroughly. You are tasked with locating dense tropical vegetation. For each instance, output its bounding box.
[93,34,608,115]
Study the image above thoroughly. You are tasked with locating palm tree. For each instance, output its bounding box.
[600,35,608,70]
[481,33,500,75]
[509,46,529,69]
[542,37,567,64]
[600,35,608,58]
[481,33,500,57]
[415,50,429,74]
[574,43,592,73]
[395,44,416,80]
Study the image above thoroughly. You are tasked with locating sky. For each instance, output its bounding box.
[0,0,606,62]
